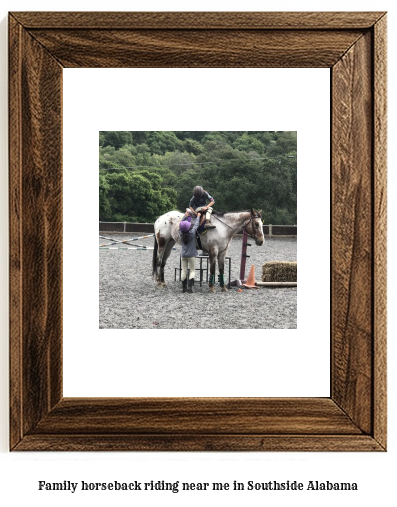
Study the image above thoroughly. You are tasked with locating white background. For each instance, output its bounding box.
[63,68,330,397]
[0,1,395,507]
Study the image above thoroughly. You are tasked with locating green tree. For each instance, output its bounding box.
[100,131,133,149]
[147,131,182,155]
[99,169,177,222]
[232,133,265,154]
[162,150,198,176]
[174,169,199,211]
[99,131,297,224]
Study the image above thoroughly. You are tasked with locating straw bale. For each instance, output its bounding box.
[262,261,297,282]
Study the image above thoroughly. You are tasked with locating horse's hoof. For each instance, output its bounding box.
[221,286,228,292]
[156,282,164,289]
[209,285,216,293]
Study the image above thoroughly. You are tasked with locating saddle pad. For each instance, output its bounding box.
[198,227,208,235]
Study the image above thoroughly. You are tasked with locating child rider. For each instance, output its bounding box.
[189,186,215,229]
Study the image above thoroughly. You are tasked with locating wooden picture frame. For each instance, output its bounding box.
[9,11,387,451]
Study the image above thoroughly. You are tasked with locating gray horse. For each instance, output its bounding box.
[152,209,264,292]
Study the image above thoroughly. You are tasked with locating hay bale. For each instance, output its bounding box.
[262,261,297,282]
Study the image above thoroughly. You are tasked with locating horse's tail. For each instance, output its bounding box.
[152,235,158,278]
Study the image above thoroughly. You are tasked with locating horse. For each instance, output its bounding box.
[152,209,264,292]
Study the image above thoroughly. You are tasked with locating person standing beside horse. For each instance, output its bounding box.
[189,186,216,230]
[179,212,201,293]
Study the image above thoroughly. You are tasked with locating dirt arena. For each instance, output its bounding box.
[99,235,297,329]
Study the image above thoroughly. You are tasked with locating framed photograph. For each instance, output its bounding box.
[9,11,387,451]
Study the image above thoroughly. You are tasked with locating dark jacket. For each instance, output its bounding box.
[179,217,200,258]
[189,191,214,210]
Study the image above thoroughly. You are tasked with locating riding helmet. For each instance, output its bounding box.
[193,186,204,199]
[179,221,191,232]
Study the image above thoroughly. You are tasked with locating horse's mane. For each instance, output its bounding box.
[213,210,262,218]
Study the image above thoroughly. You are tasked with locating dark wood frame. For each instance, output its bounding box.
[9,12,387,451]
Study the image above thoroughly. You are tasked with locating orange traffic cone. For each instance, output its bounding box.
[243,264,259,289]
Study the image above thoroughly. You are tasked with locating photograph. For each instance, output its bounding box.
[99,131,297,329]
[2,9,392,507]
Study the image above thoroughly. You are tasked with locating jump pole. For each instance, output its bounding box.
[99,234,137,247]
[99,247,155,250]
[99,233,155,248]
[100,246,176,251]
[255,281,297,287]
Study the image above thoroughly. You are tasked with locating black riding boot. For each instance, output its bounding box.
[182,278,187,293]
[187,278,194,293]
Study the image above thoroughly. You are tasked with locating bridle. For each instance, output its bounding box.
[243,215,262,242]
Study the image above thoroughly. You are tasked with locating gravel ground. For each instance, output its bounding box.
[99,234,297,329]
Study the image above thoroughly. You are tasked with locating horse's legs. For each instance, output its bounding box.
[155,235,167,288]
[158,239,175,287]
[208,246,218,293]
[155,240,165,287]
[217,250,228,292]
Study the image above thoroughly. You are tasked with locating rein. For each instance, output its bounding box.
[213,213,259,241]
[212,213,235,231]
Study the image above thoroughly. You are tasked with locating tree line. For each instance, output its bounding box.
[99,131,297,224]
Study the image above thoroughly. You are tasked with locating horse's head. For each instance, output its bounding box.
[246,209,264,246]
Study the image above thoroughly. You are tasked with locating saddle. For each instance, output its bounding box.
[197,224,209,235]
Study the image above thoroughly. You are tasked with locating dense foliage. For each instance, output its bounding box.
[99,131,297,224]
